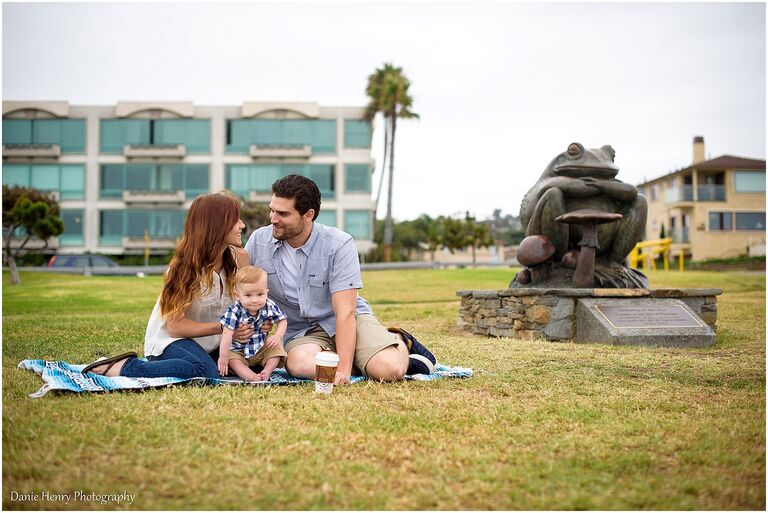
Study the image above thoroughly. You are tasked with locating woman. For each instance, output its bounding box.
[82,191,253,379]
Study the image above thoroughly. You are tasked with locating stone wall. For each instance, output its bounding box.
[456,288,721,341]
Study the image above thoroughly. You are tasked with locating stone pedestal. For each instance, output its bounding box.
[456,288,722,347]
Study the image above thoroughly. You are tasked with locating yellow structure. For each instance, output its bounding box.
[636,136,765,261]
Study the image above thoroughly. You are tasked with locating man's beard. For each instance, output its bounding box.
[272,219,305,241]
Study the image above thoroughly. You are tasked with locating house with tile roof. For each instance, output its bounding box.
[636,136,765,261]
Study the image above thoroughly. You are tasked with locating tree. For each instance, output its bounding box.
[365,63,419,262]
[2,185,64,285]
[463,213,493,268]
[239,199,271,243]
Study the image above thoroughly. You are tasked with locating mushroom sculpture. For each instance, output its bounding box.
[555,209,623,288]
[516,235,556,284]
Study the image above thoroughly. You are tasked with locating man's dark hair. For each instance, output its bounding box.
[272,174,321,221]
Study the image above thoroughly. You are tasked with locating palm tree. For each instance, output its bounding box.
[365,63,419,262]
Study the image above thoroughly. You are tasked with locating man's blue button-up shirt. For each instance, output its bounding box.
[244,223,373,342]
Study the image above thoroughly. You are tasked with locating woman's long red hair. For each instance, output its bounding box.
[159,191,241,320]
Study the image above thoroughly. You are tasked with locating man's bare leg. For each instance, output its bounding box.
[285,343,323,379]
[365,339,409,381]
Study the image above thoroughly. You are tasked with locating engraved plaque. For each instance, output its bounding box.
[594,304,704,329]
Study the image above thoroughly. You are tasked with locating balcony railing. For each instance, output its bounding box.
[3,143,61,158]
[665,185,726,203]
[122,236,178,250]
[249,144,311,159]
[123,190,186,204]
[124,144,186,158]
[664,186,693,203]
[5,236,59,250]
[668,227,690,244]
[696,184,726,201]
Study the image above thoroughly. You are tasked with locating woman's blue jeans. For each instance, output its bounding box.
[120,339,220,379]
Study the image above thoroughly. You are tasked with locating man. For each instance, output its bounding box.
[244,174,436,384]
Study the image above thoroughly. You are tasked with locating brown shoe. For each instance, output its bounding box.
[82,352,137,375]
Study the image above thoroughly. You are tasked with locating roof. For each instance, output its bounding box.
[637,154,765,186]
[692,155,765,171]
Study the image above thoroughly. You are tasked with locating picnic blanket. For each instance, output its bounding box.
[18,359,473,399]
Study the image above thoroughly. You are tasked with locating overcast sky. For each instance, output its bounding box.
[3,2,765,221]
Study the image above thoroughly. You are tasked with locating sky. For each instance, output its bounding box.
[3,1,766,222]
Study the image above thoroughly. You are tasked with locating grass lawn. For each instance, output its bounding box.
[3,268,765,510]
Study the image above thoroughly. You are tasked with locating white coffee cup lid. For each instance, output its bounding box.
[315,351,340,365]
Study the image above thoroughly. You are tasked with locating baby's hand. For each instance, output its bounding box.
[264,334,282,349]
[217,356,229,377]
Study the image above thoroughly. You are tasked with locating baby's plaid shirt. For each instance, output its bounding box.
[219,298,287,358]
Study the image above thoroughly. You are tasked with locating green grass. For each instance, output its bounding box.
[3,269,765,510]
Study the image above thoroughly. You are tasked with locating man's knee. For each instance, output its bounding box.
[285,345,321,378]
[365,344,408,382]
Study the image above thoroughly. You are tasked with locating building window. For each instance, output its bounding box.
[99,209,187,245]
[226,119,336,154]
[344,119,372,148]
[2,164,85,200]
[650,184,659,201]
[226,164,335,199]
[735,212,766,231]
[316,210,336,227]
[100,119,210,153]
[345,164,371,193]
[708,212,732,231]
[2,119,86,153]
[60,209,84,246]
[734,171,766,193]
[99,164,209,198]
[344,210,371,239]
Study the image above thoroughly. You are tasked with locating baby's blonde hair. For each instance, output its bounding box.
[235,265,267,289]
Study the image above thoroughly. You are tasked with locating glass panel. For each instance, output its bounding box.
[157,165,183,191]
[253,165,282,193]
[100,119,149,153]
[99,210,124,245]
[344,210,371,239]
[227,120,251,153]
[735,212,766,231]
[307,165,334,198]
[59,119,86,153]
[184,119,210,153]
[2,165,30,187]
[153,210,185,238]
[3,120,32,144]
[345,164,371,192]
[60,209,84,245]
[185,164,209,197]
[227,165,252,197]
[708,212,732,231]
[734,171,766,193]
[344,119,372,148]
[316,210,336,227]
[310,120,336,153]
[30,165,60,191]
[126,210,152,237]
[59,165,85,200]
[125,164,153,190]
[32,120,61,146]
[101,165,124,198]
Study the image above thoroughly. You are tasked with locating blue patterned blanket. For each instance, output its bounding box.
[18,359,473,399]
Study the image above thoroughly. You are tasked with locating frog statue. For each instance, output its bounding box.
[513,142,649,288]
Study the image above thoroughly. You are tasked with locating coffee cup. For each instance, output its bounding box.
[314,351,340,394]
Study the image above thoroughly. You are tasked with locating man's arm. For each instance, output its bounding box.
[331,289,357,385]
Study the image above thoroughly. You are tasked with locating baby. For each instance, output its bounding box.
[218,266,288,382]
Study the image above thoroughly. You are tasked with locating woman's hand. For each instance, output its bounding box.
[233,322,255,343]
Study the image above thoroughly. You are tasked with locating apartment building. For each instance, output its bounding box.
[2,101,376,256]
[637,136,766,261]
